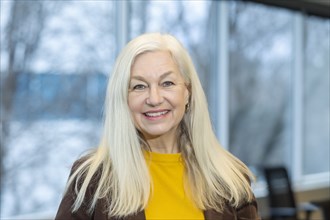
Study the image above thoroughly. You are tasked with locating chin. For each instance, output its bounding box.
[143,131,168,138]
[140,127,173,138]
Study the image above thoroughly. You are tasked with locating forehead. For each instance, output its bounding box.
[131,51,180,77]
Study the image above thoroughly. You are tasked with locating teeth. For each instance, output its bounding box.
[145,111,168,117]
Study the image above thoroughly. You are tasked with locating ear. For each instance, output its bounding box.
[185,92,190,105]
[185,83,191,104]
[185,94,191,113]
[186,94,190,104]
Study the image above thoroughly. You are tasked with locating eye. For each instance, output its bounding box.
[162,81,175,87]
[132,84,147,90]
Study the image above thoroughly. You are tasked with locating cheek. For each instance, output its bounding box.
[169,95,187,115]
[172,89,189,111]
[128,95,141,114]
[128,97,142,129]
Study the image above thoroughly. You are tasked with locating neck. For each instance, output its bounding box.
[145,132,179,154]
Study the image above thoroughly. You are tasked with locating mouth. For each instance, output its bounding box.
[143,110,170,118]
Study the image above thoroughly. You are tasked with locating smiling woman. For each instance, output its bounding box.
[55,33,260,220]
[128,51,189,149]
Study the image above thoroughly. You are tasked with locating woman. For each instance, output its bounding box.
[55,33,260,220]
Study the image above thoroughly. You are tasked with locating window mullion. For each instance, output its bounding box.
[292,12,304,182]
[215,0,229,149]
[115,0,129,56]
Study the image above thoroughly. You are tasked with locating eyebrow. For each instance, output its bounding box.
[130,71,174,81]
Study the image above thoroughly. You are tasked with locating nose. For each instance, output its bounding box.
[146,86,163,106]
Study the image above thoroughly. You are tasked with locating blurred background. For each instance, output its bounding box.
[0,0,329,219]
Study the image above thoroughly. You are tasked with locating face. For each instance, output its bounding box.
[128,51,189,140]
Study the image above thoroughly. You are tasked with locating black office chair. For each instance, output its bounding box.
[312,200,330,220]
[263,166,318,220]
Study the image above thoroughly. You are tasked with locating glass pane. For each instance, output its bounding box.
[303,16,330,175]
[228,2,293,176]
[1,1,114,217]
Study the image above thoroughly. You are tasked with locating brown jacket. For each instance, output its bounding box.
[55,160,260,220]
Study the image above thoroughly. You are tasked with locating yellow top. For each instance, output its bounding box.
[144,151,204,220]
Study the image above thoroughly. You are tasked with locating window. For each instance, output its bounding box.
[1,1,114,217]
[1,0,329,218]
[227,2,293,176]
[303,16,330,175]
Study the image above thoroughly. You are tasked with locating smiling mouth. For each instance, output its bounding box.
[144,110,169,117]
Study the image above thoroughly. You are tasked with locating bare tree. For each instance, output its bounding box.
[227,2,291,167]
[1,0,49,191]
[1,1,112,216]
[199,1,292,170]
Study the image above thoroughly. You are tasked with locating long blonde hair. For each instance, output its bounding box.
[65,33,255,217]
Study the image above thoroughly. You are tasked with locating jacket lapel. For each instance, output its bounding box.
[127,210,146,220]
[204,207,236,220]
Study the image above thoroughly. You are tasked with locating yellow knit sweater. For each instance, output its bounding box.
[144,151,204,220]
